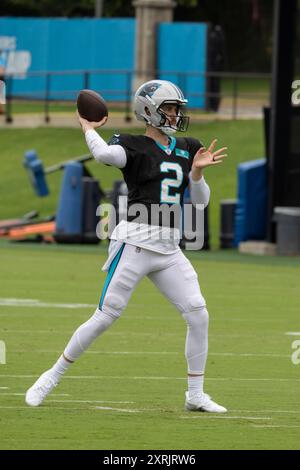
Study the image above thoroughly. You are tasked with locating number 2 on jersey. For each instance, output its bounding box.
[160,162,183,204]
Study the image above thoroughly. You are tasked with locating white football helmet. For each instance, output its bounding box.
[133,80,189,135]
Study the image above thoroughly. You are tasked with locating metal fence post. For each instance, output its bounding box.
[44,72,51,123]
[232,75,238,120]
[125,71,132,122]
[84,71,90,90]
[177,72,184,93]
[5,75,13,123]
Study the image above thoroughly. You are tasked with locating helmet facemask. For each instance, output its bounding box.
[157,101,190,135]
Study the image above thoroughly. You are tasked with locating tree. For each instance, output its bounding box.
[0,0,274,72]
[0,0,96,17]
[174,0,274,72]
[0,0,199,17]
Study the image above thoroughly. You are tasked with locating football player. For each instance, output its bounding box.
[25,80,227,412]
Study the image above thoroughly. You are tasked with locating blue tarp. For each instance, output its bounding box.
[0,17,207,107]
[234,159,268,246]
[157,22,207,108]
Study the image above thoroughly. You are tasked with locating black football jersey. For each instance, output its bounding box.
[108,134,202,226]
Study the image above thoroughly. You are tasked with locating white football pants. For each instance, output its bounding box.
[64,242,209,375]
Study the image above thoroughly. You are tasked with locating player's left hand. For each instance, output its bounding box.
[192,139,227,170]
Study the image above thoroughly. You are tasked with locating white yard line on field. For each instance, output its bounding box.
[0,405,164,414]
[285,332,300,336]
[5,349,290,358]
[11,350,180,355]
[251,424,300,429]
[47,400,135,404]
[0,330,74,334]
[0,298,94,309]
[1,374,300,382]
[231,409,300,415]
[0,404,141,413]
[0,393,70,397]
[0,406,97,411]
[0,403,295,420]
[211,352,289,358]
[96,406,140,413]
[180,416,272,420]
[0,325,285,340]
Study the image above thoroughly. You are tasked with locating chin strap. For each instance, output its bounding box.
[159,126,177,135]
[156,116,178,135]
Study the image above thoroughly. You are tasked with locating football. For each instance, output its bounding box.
[77,89,108,122]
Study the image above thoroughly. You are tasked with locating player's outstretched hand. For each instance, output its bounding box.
[192,139,227,170]
[77,110,108,133]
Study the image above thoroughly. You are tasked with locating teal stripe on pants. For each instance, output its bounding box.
[99,243,125,310]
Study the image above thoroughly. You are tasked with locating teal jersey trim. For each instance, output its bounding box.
[175,148,189,159]
[169,136,176,153]
[155,136,177,154]
[99,243,125,309]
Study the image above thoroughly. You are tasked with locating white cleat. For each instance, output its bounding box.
[185,392,227,413]
[25,370,58,407]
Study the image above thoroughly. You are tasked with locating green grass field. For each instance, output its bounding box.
[1,118,299,449]
[0,242,300,450]
[221,77,271,97]
[0,120,265,248]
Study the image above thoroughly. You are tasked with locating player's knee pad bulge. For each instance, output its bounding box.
[102,293,127,318]
[178,296,206,315]
[183,305,209,328]
[187,295,206,312]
